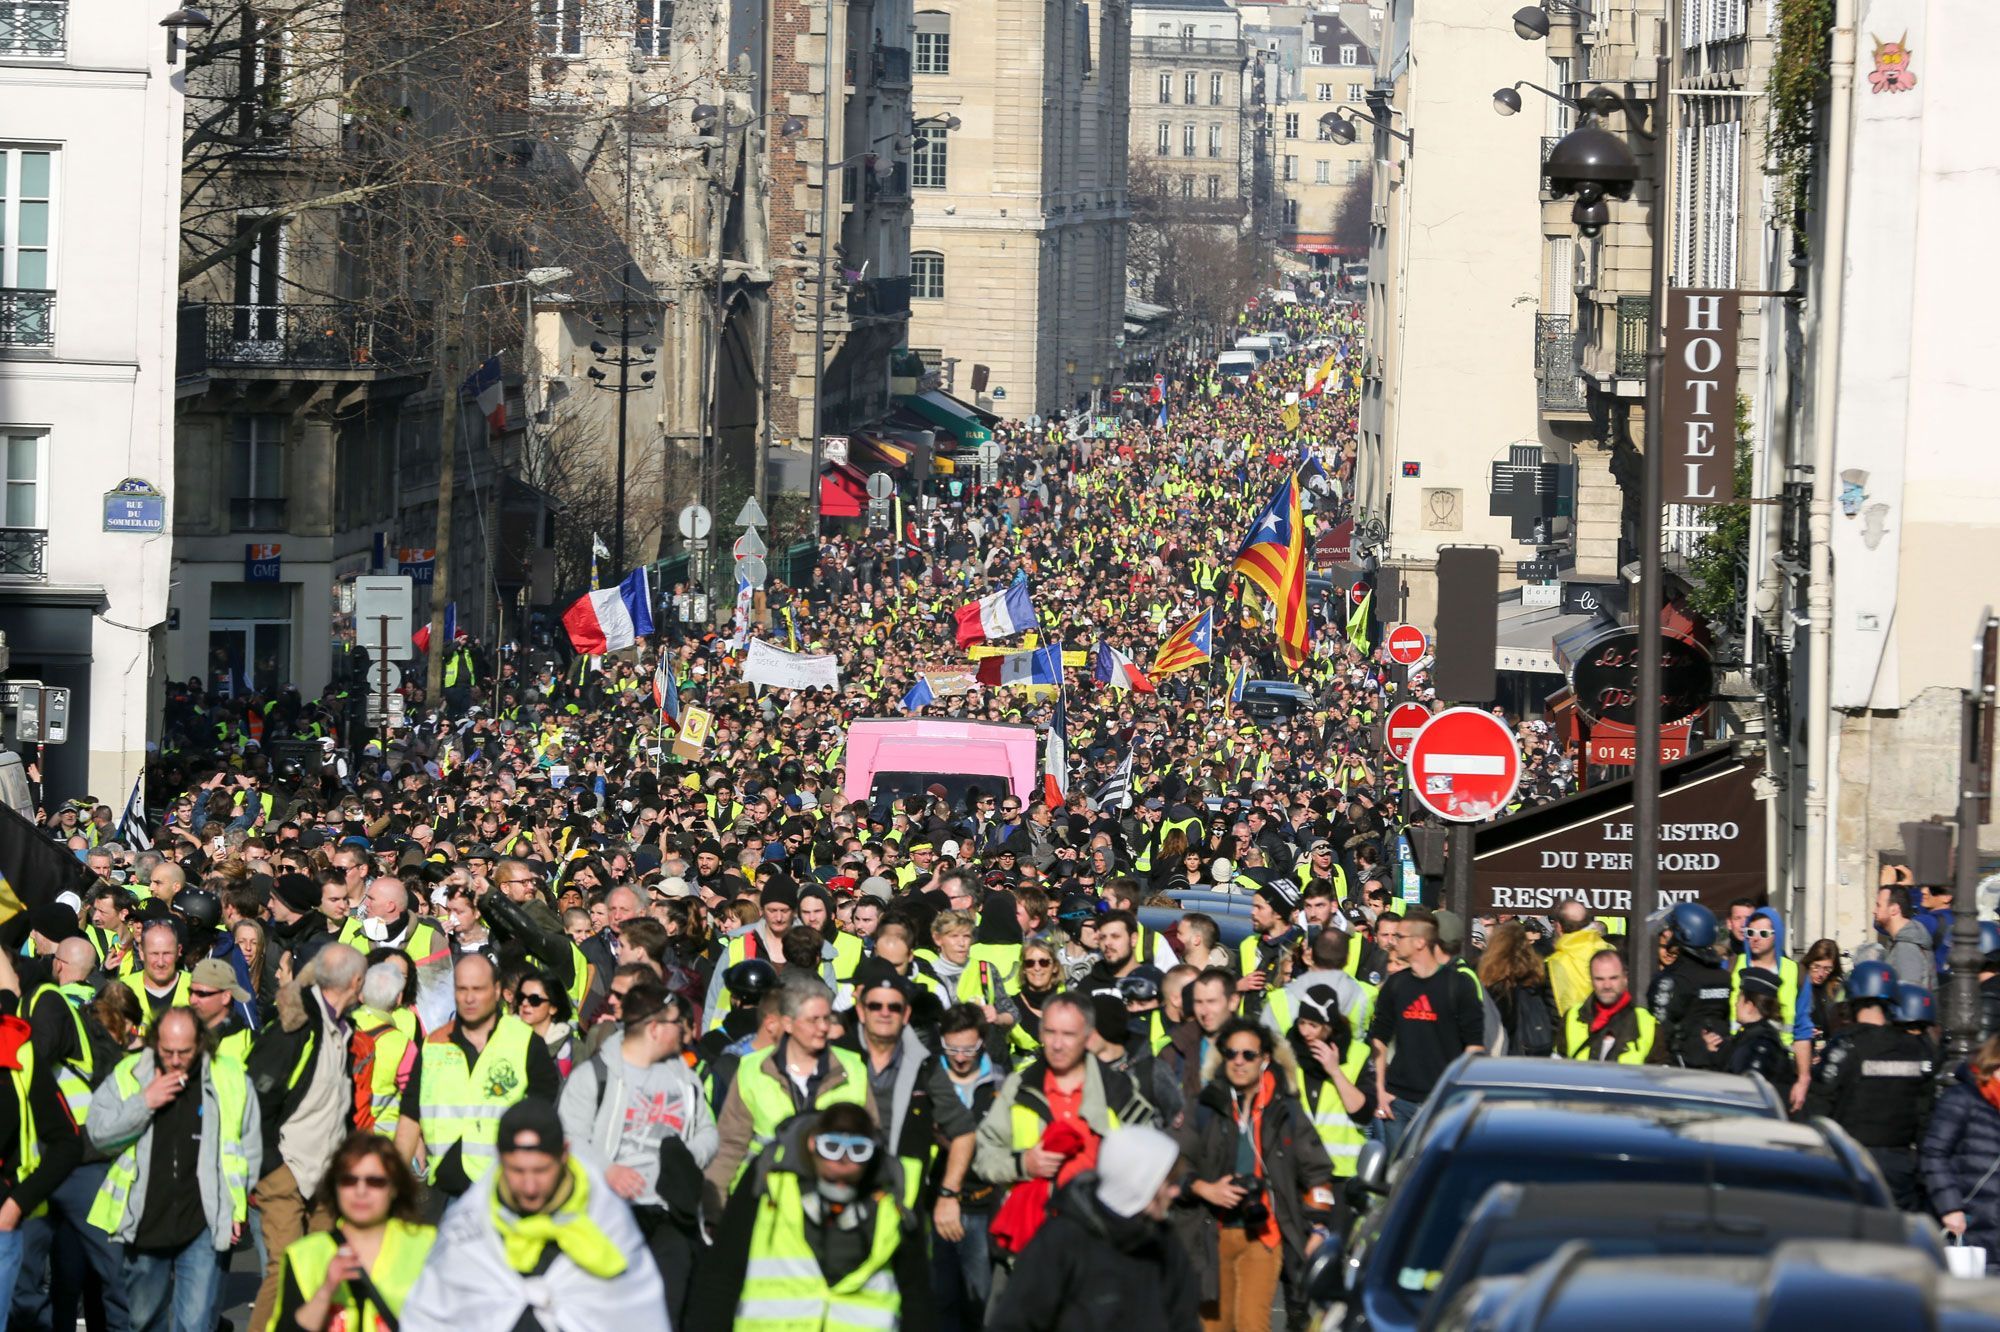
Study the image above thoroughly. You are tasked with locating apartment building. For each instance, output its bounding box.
[1356,0,1560,635]
[907,0,1131,418]
[1130,0,1248,212]
[0,0,181,800]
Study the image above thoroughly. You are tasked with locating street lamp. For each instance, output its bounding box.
[1510,0,1589,40]
[159,6,211,65]
[1319,108,1413,149]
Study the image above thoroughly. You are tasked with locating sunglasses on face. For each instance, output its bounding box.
[1022,958,1055,970]
[336,1172,392,1190]
[190,988,227,1001]
[1224,1047,1264,1063]
[812,1133,877,1164]
[517,993,550,1008]
[942,1043,983,1058]
[1744,928,1774,939]
[863,999,907,1014]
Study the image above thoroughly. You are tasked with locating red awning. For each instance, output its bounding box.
[819,462,869,519]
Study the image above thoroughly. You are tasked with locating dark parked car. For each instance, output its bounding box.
[1417,1182,1942,1330]
[1240,678,1314,723]
[1330,1099,1893,1332]
[1428,1242,2000,1332]
[1365,1055,1785,1180]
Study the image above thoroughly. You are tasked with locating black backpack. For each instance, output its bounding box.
[1509,988,1556,1058]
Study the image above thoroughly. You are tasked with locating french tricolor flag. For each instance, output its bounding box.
[1094,641,1156,693]
[975,643,1062,688]
[954,574,1038,648]
[464,356,507,432]
[561,567,654,654]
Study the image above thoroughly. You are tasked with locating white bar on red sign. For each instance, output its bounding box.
[1423,753,1509,776]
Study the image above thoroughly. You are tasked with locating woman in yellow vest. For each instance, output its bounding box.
[265,1133,435,1332]
[1283,989,1374,1177]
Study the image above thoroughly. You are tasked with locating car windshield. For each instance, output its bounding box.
[1398,1085,1765,1159]
[1390,1153,1863,1301]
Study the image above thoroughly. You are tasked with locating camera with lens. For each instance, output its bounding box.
[1230,1174,1270,1231]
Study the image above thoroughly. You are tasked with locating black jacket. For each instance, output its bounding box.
[988,1174,1200,1332]
[1923,1064,2000,1263]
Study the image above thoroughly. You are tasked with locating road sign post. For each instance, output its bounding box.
[1405,706,1521,920]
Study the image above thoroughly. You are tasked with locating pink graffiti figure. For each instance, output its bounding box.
[1869,34,1917,93]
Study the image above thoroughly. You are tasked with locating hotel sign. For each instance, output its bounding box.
[1662,288,1740,505]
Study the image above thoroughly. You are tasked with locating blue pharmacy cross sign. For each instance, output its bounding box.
[101,477,166,533]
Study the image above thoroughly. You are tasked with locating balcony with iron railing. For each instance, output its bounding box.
[0,528,47,581]
[1616,294,1650,379]
[0,0,64,58]
[1139,36,1246,58]
[873,44,911,88]
[184,301,431,377]
[1536,312,1588,414]
[0,289,53,350]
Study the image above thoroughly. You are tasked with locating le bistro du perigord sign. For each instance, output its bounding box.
[1473,752,1765,919]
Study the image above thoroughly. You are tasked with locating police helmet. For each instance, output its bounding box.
[1665,902,1719,951]
[1846,959,1899,1003]
[1116,973,1162,1006]
[1891,982,1936,1026]
[174,886,222,933]
[722,957,781,1002]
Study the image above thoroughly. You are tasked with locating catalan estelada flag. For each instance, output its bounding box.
[1232,472,1310,669]
[1151,607,1214,678]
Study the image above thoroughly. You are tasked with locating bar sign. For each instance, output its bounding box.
[1662,288,1740,505]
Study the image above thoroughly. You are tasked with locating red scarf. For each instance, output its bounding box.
[1588,990,1634,1034]
[1979,1071,2000,1118]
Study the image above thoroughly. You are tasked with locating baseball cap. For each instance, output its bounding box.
[1433,908,1467,950]
[858,876,894,903]
[189,958,249,1003]
[497,1099,566,1157]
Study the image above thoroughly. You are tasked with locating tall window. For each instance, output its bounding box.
[1206,175,1220,200]
[237,11,286,145]
[0,432,44,529]
[1283,198,1299,224]
[1184,72,1197,103]
[1347,83,1364,102]
[0,0,62,57]
[1545,56,1573,136]
[230,415,288,532]
[1315,159,1330,184]
[1315,82,1333,102]
[1156,121,1170,155]
[0,148,53,292]
[537,0,580,54]
[912,126,948,188]
[1183,123,1196,156]
[1180,175,1194,198]
[634,0,674,57]
[915,11,951,73]
[1284,112,1299,139]
[1180,23,1194,39]
[1210,72,1224,104]
[1283,155,1297,181]
[1348,159,1364,182]
[1340,44,1358,64]
[231,217,282,341]
[1208,123,1223,157]
[911,252,945,300]
[1158,72,1173,103]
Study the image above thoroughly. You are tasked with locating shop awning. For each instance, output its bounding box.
[1496,599,1609,675]
[897,391,993,445]
[818,462,869,519]
[853,432,914,470]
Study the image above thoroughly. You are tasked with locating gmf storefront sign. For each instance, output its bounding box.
[1473,756,1765,918]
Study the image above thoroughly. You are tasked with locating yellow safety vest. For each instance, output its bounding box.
[416,1016,537,1185]
[353,1005,414,1138]
[1294,1040,1370,1175]
[736,1166,905,1332]
[267,1218,436,1332]
[1729,955,1801,1035]
[1561,1003,1658,1064]
[120,972,191,1027]
[730,1044,869,1186]
[955,944,1022,1006]
[30,983,96,1125]
[338,919,448,968]
[89,1052,251,1236]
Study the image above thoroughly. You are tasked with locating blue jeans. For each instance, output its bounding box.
[930,1210,992,1332]
[1378,1096,1426,1156]
[11,1161,131,1332]
[122,1238,219,1332]
[0,1228,25,1330]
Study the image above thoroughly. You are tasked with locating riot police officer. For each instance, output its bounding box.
[1647,903,1733,1069]
[1805,960,1934,1210]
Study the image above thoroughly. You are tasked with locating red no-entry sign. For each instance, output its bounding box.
[1386,624,1428,666]
[1406,706,1522,822]
[1384,701,1431,762]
